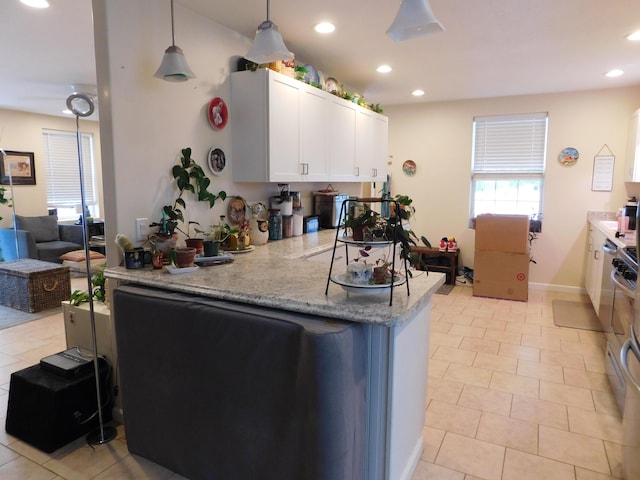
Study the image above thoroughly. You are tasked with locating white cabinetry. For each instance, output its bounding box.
[327,99,357,181]
[231,69,387,183]
[625,109,640,182]
[585,224,606,312]
[356,109,388,181]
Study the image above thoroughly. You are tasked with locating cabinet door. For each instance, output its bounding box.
[268,76,302,182]
[328,100,357,181]
[355,109,374,181]
[371,114,389,181]
[300,88,329,181]
[355,109,389,182]
[585,226,606,312]
[625,109,640,182]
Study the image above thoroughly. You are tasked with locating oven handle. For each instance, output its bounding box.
[611,270,635,298]
[621,337,640,393]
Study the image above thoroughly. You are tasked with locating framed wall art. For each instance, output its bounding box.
[0,150,36,185]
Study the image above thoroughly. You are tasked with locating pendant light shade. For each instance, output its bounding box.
[245,0,293,64]
[386,0,445,42]
[154,0,196,82]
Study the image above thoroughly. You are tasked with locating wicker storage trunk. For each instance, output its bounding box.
[0,259,70,312]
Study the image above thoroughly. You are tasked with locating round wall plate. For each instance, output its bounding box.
[559,147,579,165]
[207,147,226,175]
[208,97,228,130]
[402,159,416,176]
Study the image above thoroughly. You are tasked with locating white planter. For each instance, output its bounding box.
[347,262,373,285]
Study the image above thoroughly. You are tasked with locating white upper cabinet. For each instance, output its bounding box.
[231,69,387,183]
[625,109,640,182]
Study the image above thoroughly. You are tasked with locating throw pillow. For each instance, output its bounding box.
[14,215,60,243]
[60,249,105,262]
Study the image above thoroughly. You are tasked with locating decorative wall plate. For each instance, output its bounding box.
[559,147,579,165]
[208,97,228,130]
[402,160,417,176]
[207,147,226,175]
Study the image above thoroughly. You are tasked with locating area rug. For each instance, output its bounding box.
[436,284,455,295]
[552,299,602,332]
[0,304,62,330]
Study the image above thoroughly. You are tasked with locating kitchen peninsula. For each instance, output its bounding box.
[105,230,444,480]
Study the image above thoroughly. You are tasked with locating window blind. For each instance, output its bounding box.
[42,130,95,207]
[472,113,547,174]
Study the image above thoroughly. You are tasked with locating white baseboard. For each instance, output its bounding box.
[398,437,423,480]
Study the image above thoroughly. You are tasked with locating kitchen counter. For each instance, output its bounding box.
[105,229,445,326]
[587,211,636,249]
[105,229,443,480]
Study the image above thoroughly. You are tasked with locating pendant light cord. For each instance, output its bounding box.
[170,0,176,46]
[266,0,270,22]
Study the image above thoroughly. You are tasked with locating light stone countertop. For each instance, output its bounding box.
[587,211,636,249]
[105,229,445,326]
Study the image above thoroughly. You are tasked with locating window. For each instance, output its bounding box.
[42,129,97,221]
[470,113,547,220]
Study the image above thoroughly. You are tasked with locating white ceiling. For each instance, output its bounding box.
[1,0,639,121]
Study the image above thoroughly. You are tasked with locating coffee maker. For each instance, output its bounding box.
[625,197,638,231]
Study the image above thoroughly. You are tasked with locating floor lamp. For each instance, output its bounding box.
[66,93,117,446]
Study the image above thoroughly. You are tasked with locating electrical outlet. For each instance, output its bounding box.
[135,217,149,242]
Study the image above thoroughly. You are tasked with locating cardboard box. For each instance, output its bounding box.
[475,214,530,253]
[473,251,529,301]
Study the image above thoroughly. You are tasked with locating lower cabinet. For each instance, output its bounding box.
[585,224,606,312]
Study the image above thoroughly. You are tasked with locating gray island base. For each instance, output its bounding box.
[106,230,444,480]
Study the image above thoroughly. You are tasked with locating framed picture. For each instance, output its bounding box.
[0,150,36,185]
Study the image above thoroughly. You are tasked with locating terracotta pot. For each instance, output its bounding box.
[149,233,178,259]
[175,247,197,268]
[373,266,390,284]
[351,226,365,241]
[185,238,204,256]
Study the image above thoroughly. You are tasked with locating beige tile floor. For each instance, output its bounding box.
[0,281,624,479]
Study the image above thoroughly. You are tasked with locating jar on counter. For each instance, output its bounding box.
[268,209,283,240]
[282,215,293,238]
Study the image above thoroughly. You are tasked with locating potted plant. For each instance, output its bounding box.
[195,216,238,255]
[149,147,226,255]
[343,207,380,241]
[69,265,107,306]
[346,245,374,285]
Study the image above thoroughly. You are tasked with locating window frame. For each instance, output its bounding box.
[42,129,98,221]
[470,112,547,221]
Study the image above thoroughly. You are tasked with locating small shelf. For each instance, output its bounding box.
[325,197,410,306]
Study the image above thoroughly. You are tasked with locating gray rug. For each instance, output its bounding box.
[552,299,603,331]
[0,304,62,330]
[436,284,455,295]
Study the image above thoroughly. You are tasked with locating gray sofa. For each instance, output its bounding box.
[0,215,83,263]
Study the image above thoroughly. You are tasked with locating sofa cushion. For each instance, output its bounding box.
[15,215,59,243]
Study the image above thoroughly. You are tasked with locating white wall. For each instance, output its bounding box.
[0,109,102,228]
[386,86,640,290]
[91,0,640,290]
[92,0,361,264]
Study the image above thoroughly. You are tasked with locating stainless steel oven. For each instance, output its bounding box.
[619,244,639,479]
[605,246,637,414]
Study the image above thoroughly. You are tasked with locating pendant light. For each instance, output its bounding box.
[245,0,293,64]
[154,0,196,82]
[386,0,445,42]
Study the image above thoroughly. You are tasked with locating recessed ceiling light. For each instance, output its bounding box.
[377,65,392,73]
[314,22,335,34]
[20,0,50,8]
[627,30,640,41]
[412,89,425,97]
[605,69,624,78]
